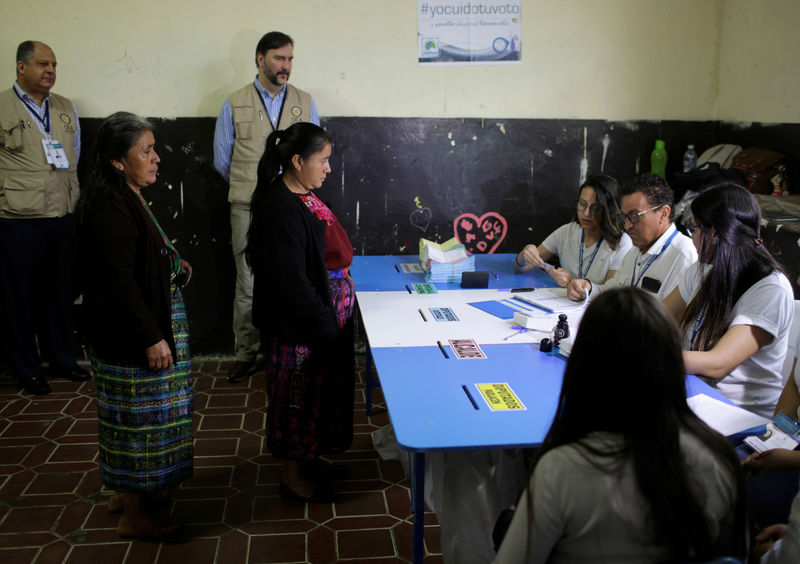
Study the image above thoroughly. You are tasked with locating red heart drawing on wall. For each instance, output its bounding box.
[453,212,508,254]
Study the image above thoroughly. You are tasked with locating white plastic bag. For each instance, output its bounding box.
[427,449,528,564]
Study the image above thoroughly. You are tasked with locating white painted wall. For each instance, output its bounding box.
[2,0,797,122]
[716,0,800,123]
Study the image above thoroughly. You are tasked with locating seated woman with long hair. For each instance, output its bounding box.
[494,287,746,563]
[514,174,631,287]
[664,183,794,418]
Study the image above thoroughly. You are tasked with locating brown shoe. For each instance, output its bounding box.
[108,492,125,513]
[116,515,182,540]
[227,360,255,383]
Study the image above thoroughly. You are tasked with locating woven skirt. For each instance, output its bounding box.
[265,275,355,461]
[93,287,193,492]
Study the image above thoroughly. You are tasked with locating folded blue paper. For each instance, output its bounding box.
[467,300,520,320]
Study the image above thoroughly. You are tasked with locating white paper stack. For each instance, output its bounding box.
[687,394,769,436]
[419,238,475,283]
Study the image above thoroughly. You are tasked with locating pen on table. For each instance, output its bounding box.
[418,308,427,322]
[510,287,535,292]
[437,340,450,359]
[504,326,529,340]
[405,284,412,294]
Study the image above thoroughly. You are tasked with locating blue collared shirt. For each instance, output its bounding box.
[13,82,81,161]
[212,77,320,181]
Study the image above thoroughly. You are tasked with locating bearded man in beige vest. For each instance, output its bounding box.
[0,41,90,395]
[213,31,319,383]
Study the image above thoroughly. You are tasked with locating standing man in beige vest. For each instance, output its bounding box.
[213,31,319,383]
[0,41,90,395]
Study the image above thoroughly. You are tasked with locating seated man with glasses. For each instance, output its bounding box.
[566,174,697,301]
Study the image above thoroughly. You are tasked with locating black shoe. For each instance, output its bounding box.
[21,376,51,395]
[226,360,255,383]
[279,481,335,503]
[51,364,92,382]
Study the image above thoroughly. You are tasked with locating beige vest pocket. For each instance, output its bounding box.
[232,106,255,139]
[0,119,24,150]
[1,182,45,215]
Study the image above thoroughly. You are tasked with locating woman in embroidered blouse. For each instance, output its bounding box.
[663,184,794,417]
[247,122,355,502]
[75,112,193,539]
[514,174,631,287]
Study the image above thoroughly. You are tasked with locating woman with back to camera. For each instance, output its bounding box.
[514,173,631,286]
[663,183,794,418]
[247,122,354,502]
[493,287,746,563]
[75,112,193,539]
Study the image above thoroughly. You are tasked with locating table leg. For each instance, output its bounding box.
[365,346,374,416]
[412,451,425,563]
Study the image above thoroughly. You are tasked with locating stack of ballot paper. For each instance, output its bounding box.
[419,238,475,283]
[687,394,769,436]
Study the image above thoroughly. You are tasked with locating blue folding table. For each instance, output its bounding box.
[351,254,751,564]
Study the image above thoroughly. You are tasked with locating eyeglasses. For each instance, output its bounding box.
[617,205,663,226]
[577,200,602,214]
[685,224,705,235]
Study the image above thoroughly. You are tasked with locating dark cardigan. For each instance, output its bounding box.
[249,179,339,346]
[77,187,176,366]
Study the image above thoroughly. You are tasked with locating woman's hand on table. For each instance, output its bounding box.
[517,245,544,269]
[547,267,573,288]
[567,278,591,301]
[146,339,173,371]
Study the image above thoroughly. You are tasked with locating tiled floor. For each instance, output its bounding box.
[0,357,443,563]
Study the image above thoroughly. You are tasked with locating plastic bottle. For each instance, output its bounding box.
[682,145,698,173]
[650,140,667,179]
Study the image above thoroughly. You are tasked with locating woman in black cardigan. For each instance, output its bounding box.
[75,112,192,539]
[247,122,355,502]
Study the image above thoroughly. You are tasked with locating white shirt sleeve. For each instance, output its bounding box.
[678,262,705,304]
[730,273,794,340]
[540,223,571,257]
[606,233,633,271]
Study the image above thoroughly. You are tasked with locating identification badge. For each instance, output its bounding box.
[42,140,70,169]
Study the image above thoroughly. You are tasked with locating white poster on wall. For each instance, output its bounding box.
[418,0,521,65]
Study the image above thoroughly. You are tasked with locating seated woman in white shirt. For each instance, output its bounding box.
[663,184,794,418]
[493,287,746,564]
[514,174,632,287]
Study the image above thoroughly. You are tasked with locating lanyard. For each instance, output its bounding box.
[134,192,181,277]
[14,88,50,133]
[254,84,288,131]
[578,231,603,279]
[631,229,678,288]
[689,300,708,351]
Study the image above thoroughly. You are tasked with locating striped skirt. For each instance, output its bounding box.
[265,275,356,461]
[92,287,193,492]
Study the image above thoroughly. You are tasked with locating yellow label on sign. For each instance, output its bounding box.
[475,383,526,411]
